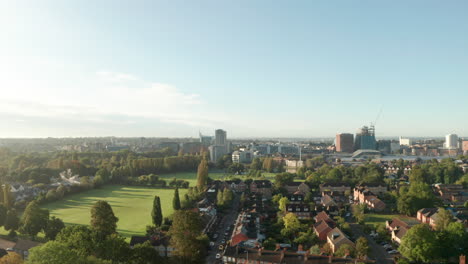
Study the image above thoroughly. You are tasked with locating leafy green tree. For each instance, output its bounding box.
[293,229,317,248]
[56,226,95,258]
[3,184,12,209]
[90,201,118,238]
[216,189,224,207]
[44,216,65,240]
[93,233,131,263]
[228,163,245,174]
[355,237,369,258]
[131,241,164,264]
[283,213,300,230]
[4,209,19,232]
[278,197,289,212]
[196,158,209,190]
[93,175,105,188]
[250,157,262,171]
[399,224,437,263]
[222,188,233,205]
[28,241,86,264]
[434,207,453,231]
[20,201,49,238]
[173,188,181,211]
[168,210,207,263]
[334,243,355,258]
[151,196,163,227]
[0,204,7,227]
[274,173,294,188]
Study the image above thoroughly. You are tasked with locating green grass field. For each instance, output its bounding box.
[365,213,419,227]
[42,185,187,239]
[157,170,274,186]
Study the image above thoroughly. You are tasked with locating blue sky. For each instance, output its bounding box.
[0,0,467,138]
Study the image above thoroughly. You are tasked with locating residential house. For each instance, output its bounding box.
[13,239,42,260]
[285,204,311,220]
[250,180,272,198]
[222,246,372,264]
[355,183,388,196]
[417,208,440,229]
[285,182,310,195]
[288,191,305,204]
[314,220,334,241]
[320,183,351,195]
[326,228,355,253]
[390,226,409,244]
[130,235,174,257]
[223,179,247,193]
[354,187,386,212]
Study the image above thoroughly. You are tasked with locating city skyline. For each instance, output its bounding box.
[1,1,468,138]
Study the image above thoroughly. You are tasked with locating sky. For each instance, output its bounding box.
[0,0,467,138]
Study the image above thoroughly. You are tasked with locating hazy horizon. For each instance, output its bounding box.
[1,1,467,138]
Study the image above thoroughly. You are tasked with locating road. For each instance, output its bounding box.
[206,194,241,264]
[349,223,394,264]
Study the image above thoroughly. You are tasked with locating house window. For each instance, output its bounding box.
[288,208,293,211]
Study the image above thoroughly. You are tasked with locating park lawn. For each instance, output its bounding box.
[365,213,419,227]
[42,185,187,240]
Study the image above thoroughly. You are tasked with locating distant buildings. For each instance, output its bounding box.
[199,132,213,146]
[335,133,354,153]
[232,149,256,163]
[209,129,229,162]
[445,134,459,149]
[463,140,468,154]
[354,125,376,150]
[399,137,412,146]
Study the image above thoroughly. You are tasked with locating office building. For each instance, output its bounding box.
[199,132,213,146]
[399,137,412,146]
[336,133,354,153]
[445,134,459,149]
[354,126,376,150]
[215,129,227,146]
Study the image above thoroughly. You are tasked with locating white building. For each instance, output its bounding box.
[399,137,412,146]
[445,134,459,149]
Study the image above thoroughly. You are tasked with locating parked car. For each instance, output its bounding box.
[213,234,219,239]
[386,247,394,252]
[218,245,224,251]
[216,253,221,259]
[221,239,226,244]
[388,250,399,254]
[383,244,392,249]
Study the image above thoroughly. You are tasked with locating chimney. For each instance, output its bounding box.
[258,247,263,256]
[461,255,466,264]
[328,255,333,264]
[280,249,285,262]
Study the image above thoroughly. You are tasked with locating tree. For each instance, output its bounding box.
[0,252,23,264]
[44,216,65,240]
[334,243,355,258]
[352,204,366,224]
[4,209,19,232]
[20,201,49,238]
[172,188,181,211]
[278,197,289,212]
[293,229,317,248]
[434,207,453,231]
[151,196,163,227]
[196,159,209,190]
[90,201,118,238]
[168,210,207,263]
[399,224,437,263]
[0,204,7,227]
[93,175,105,188]
[28,241,85,264]
[250,157,262,171]
[56,225,95,258]
[283,213,300,230]
[228,163,245,174]
[216,189,224,207]
[355,237,369,258]
[93,233,131,263]
[131,241,163,264]
[3,185,12,209]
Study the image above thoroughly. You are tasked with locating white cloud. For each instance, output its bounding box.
[0,65,227,131]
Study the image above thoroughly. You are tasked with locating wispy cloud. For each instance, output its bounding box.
[0,69,226,132]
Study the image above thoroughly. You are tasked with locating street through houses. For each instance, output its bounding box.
[349,223,393,264]
[206,194,241,264]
